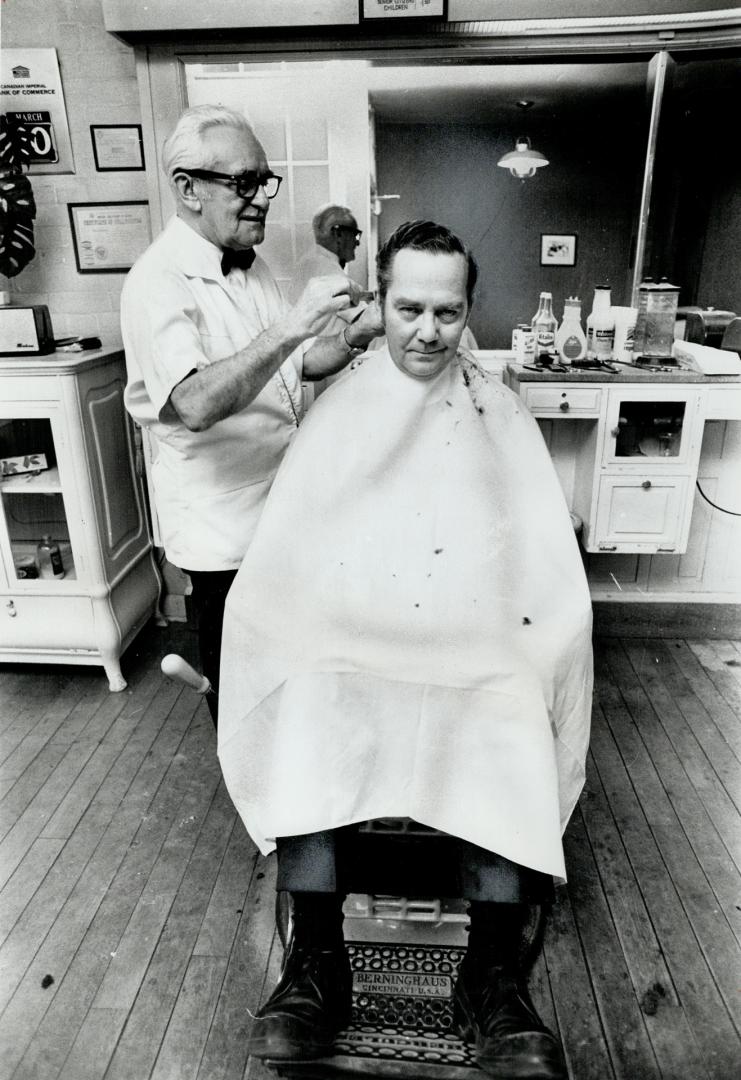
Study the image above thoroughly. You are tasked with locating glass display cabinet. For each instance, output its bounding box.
[0,349,161,690]
[592,387,704,553]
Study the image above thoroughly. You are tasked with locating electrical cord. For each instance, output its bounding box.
[695,480,741,516]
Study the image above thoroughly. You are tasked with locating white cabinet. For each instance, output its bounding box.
[508,370,712,556]
[0,348,161,690]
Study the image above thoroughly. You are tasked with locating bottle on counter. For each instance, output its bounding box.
[531,291,558,358]
[512,323,535,363]
[586,285,615,361]
[37,535,65,580]
[555,297,587,365]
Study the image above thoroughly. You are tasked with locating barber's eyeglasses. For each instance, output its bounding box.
[182,169,282,200]
[333,225,363,241]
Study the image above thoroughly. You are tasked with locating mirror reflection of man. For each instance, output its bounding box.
[219,222,593,1080]
[288,204,365,338]
[122,106,382,723]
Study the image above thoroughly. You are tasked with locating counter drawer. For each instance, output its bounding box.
[2,593,94,649]
[521,385,603,417]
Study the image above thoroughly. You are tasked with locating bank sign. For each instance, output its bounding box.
[0,49,74,174]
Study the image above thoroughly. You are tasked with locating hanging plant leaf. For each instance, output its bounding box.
[0,212,36,277]
[0,121,37,278]
[0,115,34,172]
[0,172,36,222]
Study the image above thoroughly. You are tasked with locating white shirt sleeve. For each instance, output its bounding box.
[122,267,214,426]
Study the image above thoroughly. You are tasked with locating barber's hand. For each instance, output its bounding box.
[344,300,385,349]
[286,274,359,339]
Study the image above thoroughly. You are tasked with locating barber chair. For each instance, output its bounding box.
[162,655,546,1079]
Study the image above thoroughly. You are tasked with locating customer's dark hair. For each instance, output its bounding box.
[376,220,478,307]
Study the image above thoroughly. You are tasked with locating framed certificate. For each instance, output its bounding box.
[68,201,151,273]
[90,124,145,172]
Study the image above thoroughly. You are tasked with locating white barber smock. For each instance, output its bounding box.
[122,216,307,571]
[219,349,593,881]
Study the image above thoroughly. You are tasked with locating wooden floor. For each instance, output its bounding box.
[0,626,739,1080]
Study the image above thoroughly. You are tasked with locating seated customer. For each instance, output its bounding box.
[218,221,593,1080]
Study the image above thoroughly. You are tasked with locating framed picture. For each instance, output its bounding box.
[90,124,144,172]
[360,0,447,21]
[540,234,577,267]
[68,201,151,273]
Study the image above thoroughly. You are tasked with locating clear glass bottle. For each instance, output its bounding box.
[37,534,65,580]
[531,291,557,358]
[555,297,587,365]
[586,285,615,361]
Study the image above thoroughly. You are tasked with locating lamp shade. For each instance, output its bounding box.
[497,137,549,179]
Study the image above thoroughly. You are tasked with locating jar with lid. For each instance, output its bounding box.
[37,535,65,579]
[586,286,615,361]
[555,297,587,365]
[632,278,680,361]
[531,292,557,358]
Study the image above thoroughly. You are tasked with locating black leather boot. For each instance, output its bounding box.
[247,894,351,1061]
[453,904,566,1080]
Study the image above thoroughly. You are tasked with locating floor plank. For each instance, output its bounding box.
[594,651,741,1079]
[4,681,198,1078]
[579,751,709,1079]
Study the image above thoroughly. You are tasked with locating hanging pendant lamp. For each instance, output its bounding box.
[497,100,548,180]
[497,135,549,180]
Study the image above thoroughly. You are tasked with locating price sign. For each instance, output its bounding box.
[6,111,59,164]
[360,0,447,19]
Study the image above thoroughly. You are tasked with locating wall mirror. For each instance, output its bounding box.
[168,50,738,347]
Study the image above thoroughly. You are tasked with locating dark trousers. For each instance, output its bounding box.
[181,567,238,727]
[276,828,554,904]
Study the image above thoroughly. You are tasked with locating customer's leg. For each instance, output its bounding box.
[181,568,237,726]
[248,830,351,1061]
[455,840,565,1080]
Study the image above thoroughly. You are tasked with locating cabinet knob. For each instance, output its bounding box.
[642,480,652,490]
[611,426,620,437]
[6,600,17,618]
[559,400,570,412]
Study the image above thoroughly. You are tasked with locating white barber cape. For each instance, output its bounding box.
[218,348,593,880]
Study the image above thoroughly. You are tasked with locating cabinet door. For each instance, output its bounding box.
[602,388,701,467]
[592,475,690,552]
[0,411,80,586]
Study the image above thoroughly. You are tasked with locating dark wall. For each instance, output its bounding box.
[375,115,648,348]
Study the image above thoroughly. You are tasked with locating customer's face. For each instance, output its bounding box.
[195,125,271,251]
[383,249,469,380]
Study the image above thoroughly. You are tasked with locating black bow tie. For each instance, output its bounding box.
[221,247,256,276]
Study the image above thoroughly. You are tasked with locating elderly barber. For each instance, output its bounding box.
[121,105,381,721]
[220,221,593,1079]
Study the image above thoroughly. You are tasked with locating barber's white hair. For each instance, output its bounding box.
[312,203,356,241]
[161,105,257,181]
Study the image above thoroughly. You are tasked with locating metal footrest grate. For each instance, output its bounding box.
[273,942,479,1079]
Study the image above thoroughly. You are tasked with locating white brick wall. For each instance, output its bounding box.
[2,0,146,345]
